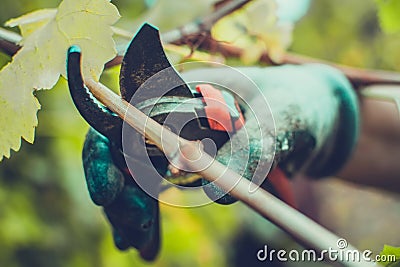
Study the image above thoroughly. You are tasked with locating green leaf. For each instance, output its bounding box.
[375,0,400,34]
[6,9,57,39]
[211,0,293,64]
[379,245,400,266]
[0,0,120,161]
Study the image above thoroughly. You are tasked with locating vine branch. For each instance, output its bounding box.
[1,0,400,88]
[0,27,21,56]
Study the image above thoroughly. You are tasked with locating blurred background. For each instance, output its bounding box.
[0,0,399,266]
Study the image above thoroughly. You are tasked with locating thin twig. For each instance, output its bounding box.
[85,78,374,267]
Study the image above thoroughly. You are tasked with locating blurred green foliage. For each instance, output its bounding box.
[375,0,400,34]
[0,0,399,267]
[291,0,400,71]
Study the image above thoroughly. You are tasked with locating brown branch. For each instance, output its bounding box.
[181,36,400,88]
[85,78,373,267]
[104,32,400,88]
[0,39,20,56]
[1,3,399,88]
[0,27,21,56]
[282,52,400,87]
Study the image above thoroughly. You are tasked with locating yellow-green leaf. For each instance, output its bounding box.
[211,0,293,64]
[379,245,400,266]
[0,0,120,161]
[6,9,57,39]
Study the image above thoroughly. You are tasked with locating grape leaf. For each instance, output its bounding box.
[7,9,57,39]
[211,0,293,64]
[0,0,120,161]
[375,0,400,34]
[379,245,400,266]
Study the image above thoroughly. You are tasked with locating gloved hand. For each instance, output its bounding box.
[82,128,161,261]
[183,64,359,204]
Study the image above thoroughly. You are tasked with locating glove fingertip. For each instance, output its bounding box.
[84,160,124,206]
[83,128,125,206]
[113,230,130,251]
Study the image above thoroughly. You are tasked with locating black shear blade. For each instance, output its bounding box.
[120,23,193,104]
[67,46,122,145]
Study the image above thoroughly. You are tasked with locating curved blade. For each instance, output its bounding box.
[119,23,193,104]
[67,46,122,146]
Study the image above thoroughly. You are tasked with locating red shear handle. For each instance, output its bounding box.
[196,84,244,133]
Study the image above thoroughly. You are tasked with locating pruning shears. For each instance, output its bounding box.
[66,23,253,260]
[68,23,245,173]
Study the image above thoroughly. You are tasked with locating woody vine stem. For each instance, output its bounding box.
[0,0,400,86]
